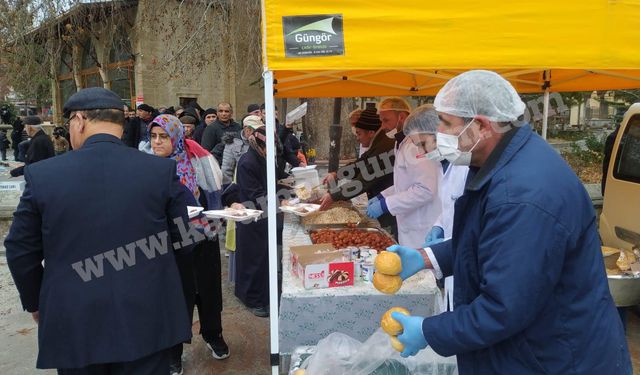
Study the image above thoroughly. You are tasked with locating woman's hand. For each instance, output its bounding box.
[319,193,334,211]
[322,172,337,185]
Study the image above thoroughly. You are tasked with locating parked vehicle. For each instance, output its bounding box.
[600,103,640,307]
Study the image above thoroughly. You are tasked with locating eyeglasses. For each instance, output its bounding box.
[63,112,85,130]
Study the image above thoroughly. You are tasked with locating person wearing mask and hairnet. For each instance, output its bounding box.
[367,103,441,248]
[403,105,469,311]
[405,108,469,311]
[385,70,630,374]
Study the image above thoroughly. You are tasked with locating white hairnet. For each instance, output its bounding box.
[434,70,526,122]
[378,97,411,113]
[403,104,439,136]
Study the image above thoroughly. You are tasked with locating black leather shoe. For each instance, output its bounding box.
[251,306,269,318]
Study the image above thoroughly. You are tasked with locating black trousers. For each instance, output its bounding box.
[171,239,223,363]
[57,349,170,375]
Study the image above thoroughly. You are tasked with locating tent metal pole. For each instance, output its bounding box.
[542,88,550,140]
[263,69,280,375]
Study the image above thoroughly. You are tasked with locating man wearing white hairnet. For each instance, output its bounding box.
[403,105,469,312]
[367,100,441,248]
[386,70,631,374]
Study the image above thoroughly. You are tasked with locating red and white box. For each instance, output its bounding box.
[290,244,354,289]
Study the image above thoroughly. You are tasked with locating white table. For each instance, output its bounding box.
[278,215,442,354]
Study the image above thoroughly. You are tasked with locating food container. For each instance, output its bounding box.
[309,227,397,253]
[291,166,320,192]
[607,275,640,307]
[361,262,375,282]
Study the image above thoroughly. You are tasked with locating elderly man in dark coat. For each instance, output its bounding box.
[9,116,54,177]
[5,87,195,374]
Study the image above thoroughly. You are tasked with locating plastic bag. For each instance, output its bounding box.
[299,329,457,375]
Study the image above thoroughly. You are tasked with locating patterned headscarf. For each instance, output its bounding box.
[148,114,199,199]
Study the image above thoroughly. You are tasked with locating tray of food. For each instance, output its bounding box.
[280,203,321,217]
[203,207,263,221]
[309,226,396,253]
[301,205,364,227]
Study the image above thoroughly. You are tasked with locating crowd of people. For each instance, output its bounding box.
[2,69,634,375]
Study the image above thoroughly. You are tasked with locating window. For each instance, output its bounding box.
[59,80,76,106]
[81,40,97,70]
[613,114,640,184]
[179,97,198,107]
[84,73,103,88]
[59,50,73,75]
[110,67,135,107]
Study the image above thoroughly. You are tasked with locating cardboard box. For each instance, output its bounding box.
[290,244,354,289]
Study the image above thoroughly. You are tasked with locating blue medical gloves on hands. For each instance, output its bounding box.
[366,194,388,219]
[391,312,429,358]
[387,244,425,280]
[423,226,445,247]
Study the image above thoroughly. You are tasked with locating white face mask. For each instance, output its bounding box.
[436,119,481,166]
[385,127,398,139]
[385,115,404,139]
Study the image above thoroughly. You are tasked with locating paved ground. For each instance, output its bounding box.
[0,244,273,375]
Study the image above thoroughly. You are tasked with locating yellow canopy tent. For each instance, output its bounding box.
[259,1,640,373]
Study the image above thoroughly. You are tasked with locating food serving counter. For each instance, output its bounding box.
[278,214,442,354]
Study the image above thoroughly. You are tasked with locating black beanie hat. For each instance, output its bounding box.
[204,108,217,116]
[247,104,260,113]
[137,104,154,113]
[355,107,381,131]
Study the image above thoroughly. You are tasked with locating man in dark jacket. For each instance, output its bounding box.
[10,116,54,177]
[192,107,215,145]
[122,105,141,148]
[320,107,397,234]
[201,103,242,164]
[280,123,304,168]
[11,116,24,160]
[387,71,631,375]
[5,88,194,374]
[136,103,156,143]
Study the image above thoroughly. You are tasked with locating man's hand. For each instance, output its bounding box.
[31,311,39,325]
[424,226,445,247]
[366,195,388,219]
[230,203,246,210]
[322,172,337,186]
[319,193,334,211]
[387,245,427,280]
[391,312,428,358]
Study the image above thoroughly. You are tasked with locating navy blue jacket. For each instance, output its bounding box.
[426,125,631,375]
[5,134,194,369]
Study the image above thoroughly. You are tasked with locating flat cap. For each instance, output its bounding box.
[243,115,264,130]
[63,87,124,118]
[23,116,42,126]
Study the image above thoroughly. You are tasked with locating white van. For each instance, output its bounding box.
[599,103,640,306]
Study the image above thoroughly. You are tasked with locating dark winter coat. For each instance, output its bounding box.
[201,119,242,164]
[427,125,631,375]
[5,134,194,369]
[10,130,54,177]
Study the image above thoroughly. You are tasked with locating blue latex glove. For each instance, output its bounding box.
[366,195,388,219]
[387,244,425,280]
[423,226,445,247]
[391,312,429,358]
